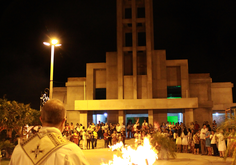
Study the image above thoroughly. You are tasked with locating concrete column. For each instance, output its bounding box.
[106,52,118,99]
[87,111,93,125]
[185,108,194,128]
[66,110,80,126]
[107,110,118,124]
[148,110,153,126]
[153,109,167,124]
[80,111,88,128]
[180,64,189,98]
[118,110,125,125]
[86,64,94,100]
[145,0,153,99]
[132,0,137,99]
[117,0,124,99]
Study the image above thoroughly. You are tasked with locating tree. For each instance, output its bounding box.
[0,98,41,158]
[0,98,41,136]
[150,132,176,159]
[218,117,236,165]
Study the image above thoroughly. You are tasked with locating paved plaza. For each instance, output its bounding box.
[83,148,233,165]
[83,139,233,165]
[1,139,233,165]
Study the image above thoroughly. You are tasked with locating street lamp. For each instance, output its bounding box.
[43,39,61,99]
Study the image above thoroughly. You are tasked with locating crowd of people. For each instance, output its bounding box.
[62,118,232,158]
[62,119,153,149]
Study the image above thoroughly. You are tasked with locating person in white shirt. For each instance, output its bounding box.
[82,129,88,150]
[91,123,95,131]
[87,125,93,134]
[103,123,109,131]
[116,123,121,133]
[200,124,207,155]
[210,130,218,156]
[216,130,226,157]
[9,99,89,165]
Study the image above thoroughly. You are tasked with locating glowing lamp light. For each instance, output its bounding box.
[216,113,218,116]
[51,39,58,45]
[55,44,62,47]
[43,42,50,46]
[104,113,108,117]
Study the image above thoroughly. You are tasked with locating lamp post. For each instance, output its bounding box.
[43,39,61,99]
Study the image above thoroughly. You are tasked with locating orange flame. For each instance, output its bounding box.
[101,137,158,165]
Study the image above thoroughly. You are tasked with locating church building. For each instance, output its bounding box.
[53,0,236,128]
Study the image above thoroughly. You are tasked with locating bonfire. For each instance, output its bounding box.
[101,137,158,165]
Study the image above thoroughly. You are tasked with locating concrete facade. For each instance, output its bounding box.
[53,0,235,128]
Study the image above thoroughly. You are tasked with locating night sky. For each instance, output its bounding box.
[0,0,236,110]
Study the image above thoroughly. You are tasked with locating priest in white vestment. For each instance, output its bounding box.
[9,99,90,165]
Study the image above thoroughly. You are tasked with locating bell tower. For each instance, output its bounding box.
[117,0,154,99]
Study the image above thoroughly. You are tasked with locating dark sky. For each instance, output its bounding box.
[0,0,236,110]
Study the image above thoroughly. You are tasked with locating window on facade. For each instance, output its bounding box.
[124,51,133,75]
[137,23,143,27]
[167,86,181,99]
[137,8,145,18]
[125,8,132,19]
[95,88,106,100]
[137,51,147,75]
[125,33,132,47]
[127,23,132,27]
[138,32,146,46]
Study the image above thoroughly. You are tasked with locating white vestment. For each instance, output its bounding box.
[9,127,90,165]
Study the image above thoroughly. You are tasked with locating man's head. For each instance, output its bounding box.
[40,99,66,132]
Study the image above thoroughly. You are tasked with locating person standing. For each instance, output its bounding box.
[205,127,211,155]
[91,129,98,149]
[97,121,102,139]
[142,120,148,130]
[112,130,118,145]
[217,130,226,158]
[127,121,132,138]
[73,130,79,146]
[116,123,121,134]
[9,99,89,165]
[200,124,207,155]
[64,123,69,133]
[182,127,188,153]
[193,131,200,155]
[210,130,218,156]
[108,130,112,147]
[188,129,194,153]
[86,132,91,150]
[133,120,140,133]
[176,128,182,153]
[212,120,217,131]
[104,130,109,148]
[70,122,74,134]
[82,129,87,150]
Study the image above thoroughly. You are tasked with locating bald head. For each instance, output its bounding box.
[41,99,66,125]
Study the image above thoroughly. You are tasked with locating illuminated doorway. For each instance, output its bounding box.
[92,111,107,124]
[167,113,183,124]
